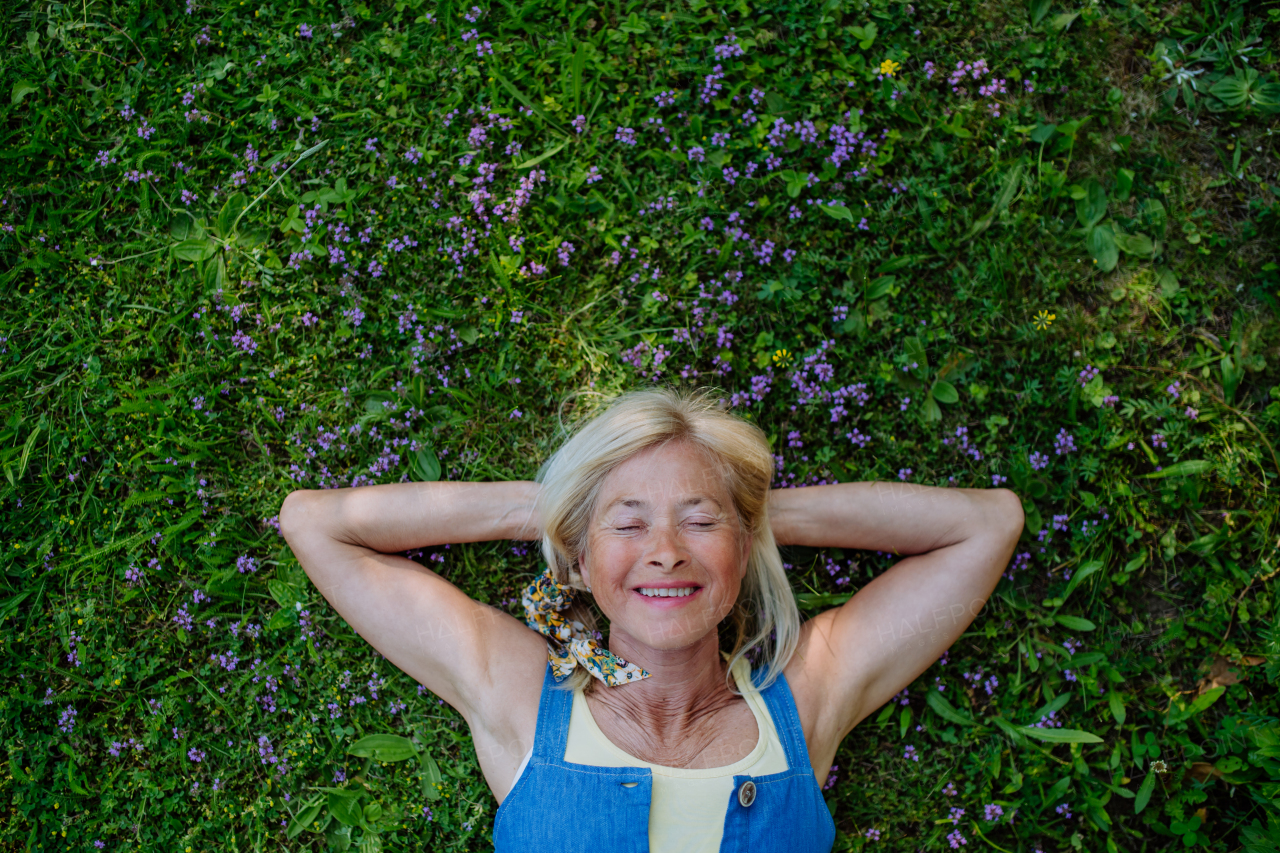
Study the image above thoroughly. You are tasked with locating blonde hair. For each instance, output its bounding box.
[535,387,799,696]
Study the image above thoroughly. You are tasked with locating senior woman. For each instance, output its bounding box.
[280,388,1024,851]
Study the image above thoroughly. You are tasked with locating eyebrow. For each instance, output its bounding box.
[603,496,724,513]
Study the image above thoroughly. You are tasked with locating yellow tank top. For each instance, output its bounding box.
[510,654,790,852]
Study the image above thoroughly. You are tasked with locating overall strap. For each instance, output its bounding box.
[752,666,809,774]
[530,658,573,763]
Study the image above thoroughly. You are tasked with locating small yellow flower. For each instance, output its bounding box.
[1033,310,1056,330]
[772,348,792,366]
[879,59,901,77]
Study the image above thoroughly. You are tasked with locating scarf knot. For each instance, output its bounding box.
[521,567,650,687]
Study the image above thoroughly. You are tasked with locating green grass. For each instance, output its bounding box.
[2,0,1279,849]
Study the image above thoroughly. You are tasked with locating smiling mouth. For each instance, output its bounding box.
[635,586,701,599]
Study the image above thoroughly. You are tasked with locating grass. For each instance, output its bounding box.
[1,0,1279,850]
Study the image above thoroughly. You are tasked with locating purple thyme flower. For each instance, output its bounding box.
[1053,428,1076,455]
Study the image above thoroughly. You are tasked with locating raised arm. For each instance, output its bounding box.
[769,481,1024,744]
[278,481,545,722]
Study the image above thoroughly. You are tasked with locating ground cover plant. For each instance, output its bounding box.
[2,0,1279,849]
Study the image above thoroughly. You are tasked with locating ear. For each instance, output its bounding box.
[577,550,592,592]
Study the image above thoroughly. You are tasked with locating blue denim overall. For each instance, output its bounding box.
[493,660,837,852]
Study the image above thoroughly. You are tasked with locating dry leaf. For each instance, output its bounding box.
[1195,654,1261,696]
[1187,763,1221,783]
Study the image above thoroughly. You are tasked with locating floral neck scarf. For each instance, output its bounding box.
[521,567,651,687]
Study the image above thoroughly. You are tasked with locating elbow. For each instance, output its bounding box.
[988,489,1026,541]
[278,490,312,542]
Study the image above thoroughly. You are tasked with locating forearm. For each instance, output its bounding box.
[769,481,1021,553]
[280,480,541,554]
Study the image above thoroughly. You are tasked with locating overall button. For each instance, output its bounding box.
[737,780,757,807]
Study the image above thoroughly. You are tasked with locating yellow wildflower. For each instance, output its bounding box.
[1033,310,1056,330]
[879,59,901,77]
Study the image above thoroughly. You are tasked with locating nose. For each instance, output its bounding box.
[644,520,689,572]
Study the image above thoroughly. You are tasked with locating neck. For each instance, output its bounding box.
[594,630,739,739]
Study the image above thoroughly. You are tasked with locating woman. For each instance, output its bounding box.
[280,388,1024,851]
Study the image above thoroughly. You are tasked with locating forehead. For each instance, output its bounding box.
[597,441,732,507]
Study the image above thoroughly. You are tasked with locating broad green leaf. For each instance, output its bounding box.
[348,734,419,762]
[1142,459,1213,479]
[11,80,38,105]
[328,824,353,852]
[17,425,41,481]
[619,11,648,33]
[1063,559,1104,600]
[1029,0,1051,26]
[926,690,976,726]
[358,831,383,853]
[287,801,325,838]
[818,203,854,222]
[923,395,942,422]
[571,42,585,115]
[1113,232,1154,256]
[269,579,299,609]
[217,192,248,238]
[992,716,1028,746]
[899,707,913,739]
[421,750,443,800]
[267,607,295,631]
[904,335,928,370]
[1058,119,1084,140]
[961,161,1023,241]
[1221,355,1244,404]
[172,238,218,262]
[1054,614,1097,631]
[363,802,383,823]
[1068,652,1107,666]
[1051,10,1080,30]
[329,791,365,826]
[213,255,228,291]
[1087,224,1119,272]
[1025,691,1072,727]
[170,213,192,240]
[1109,690,1126,726]
[847,23,878,49]
[1209,76,1249,107]
[785,172,808,198]
[0,590,32,620]
[866,275,896,299]
[1115,167,1135,201]
[1075,179,1109,228]
[1029,122,1057,143]
[931,379,959,404]
[411,447,441,482]
[1166,686,1225,725]
[1134,770,1156,813]
[1046,776,1072,803]
[1016,726,1103,743]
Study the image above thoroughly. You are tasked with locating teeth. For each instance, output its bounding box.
[639,587,695,598]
